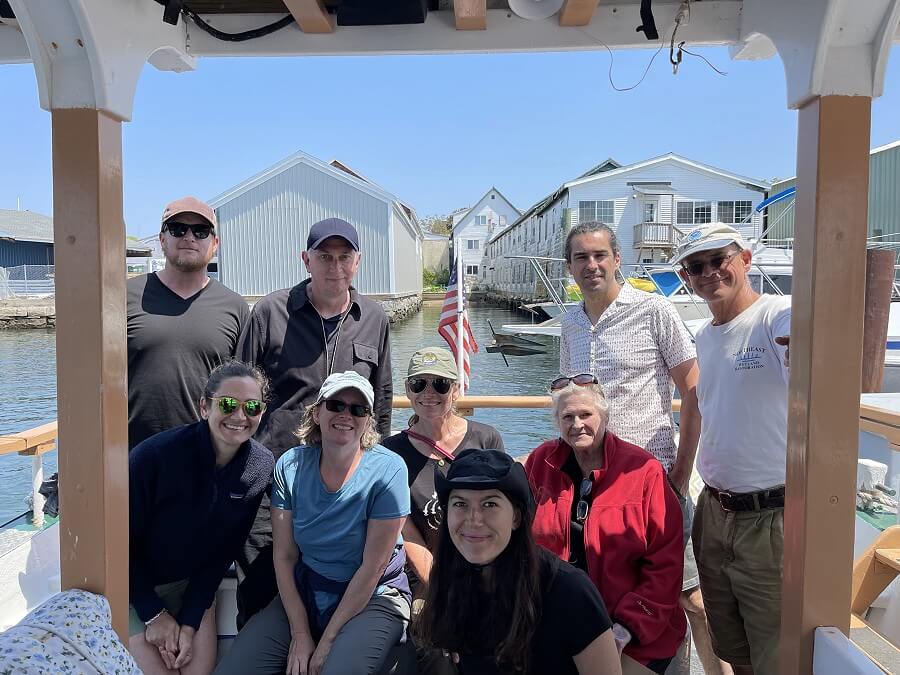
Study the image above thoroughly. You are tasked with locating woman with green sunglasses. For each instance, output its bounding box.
[128,360,274,675]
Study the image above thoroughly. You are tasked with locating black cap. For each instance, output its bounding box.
[307,217,360,251]
[435,449,535,523]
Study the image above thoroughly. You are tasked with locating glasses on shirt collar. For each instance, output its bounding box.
[575,477,593,524]
[550,373,598,392]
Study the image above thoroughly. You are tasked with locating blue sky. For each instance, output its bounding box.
[2,45,900,237]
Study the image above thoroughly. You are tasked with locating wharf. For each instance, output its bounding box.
[0,299,55,329]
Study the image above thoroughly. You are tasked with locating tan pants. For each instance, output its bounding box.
[692,487,783,672]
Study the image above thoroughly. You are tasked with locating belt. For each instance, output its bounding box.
[705,484,785,512]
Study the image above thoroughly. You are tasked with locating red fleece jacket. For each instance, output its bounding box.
[524,433,686,665]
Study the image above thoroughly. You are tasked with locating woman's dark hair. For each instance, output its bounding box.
[414,492,542,674]
[203,360,270,402]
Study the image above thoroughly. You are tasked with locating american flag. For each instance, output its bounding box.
[438,255,478,391]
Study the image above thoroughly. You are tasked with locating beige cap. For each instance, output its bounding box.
[407,347,458,380]
[314,371,374,409]
[671,222,745,265]
[161,196,218,231]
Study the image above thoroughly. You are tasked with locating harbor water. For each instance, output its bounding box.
[0,303,559,523]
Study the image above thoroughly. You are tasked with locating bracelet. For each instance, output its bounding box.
[145,608,168,627]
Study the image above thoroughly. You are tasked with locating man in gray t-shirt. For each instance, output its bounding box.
[126,196,248,449]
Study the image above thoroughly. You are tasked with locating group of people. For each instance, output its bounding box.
[125,195,790,675]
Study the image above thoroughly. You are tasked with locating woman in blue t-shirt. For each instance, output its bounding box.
[216,371,411,675]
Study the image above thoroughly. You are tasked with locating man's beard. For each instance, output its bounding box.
[167,252,210,273]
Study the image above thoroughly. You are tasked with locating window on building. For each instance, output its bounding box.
[717,200,753,224]
[578,200,614,223]
[643,202,657,222]
[466,265,479,275]
[467,239,479,250]
[694,201,712,224]
[475,215,487,225]
[676,201,694,224]
[500,215,507,227]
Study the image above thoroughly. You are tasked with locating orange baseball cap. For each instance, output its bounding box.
[161,196,218,231]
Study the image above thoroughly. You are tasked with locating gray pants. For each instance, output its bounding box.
[215,590,412,675]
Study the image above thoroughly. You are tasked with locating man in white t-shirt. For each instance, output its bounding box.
[560,222,733,674]
[673,223,791,675]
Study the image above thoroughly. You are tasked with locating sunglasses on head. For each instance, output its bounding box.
[680,250,740,277]
[211,396,265,417]
[407,377,454,395]
[575,478,593,524]
[164,222,215,239]
[323,399,371,418]
[550,373,598,392]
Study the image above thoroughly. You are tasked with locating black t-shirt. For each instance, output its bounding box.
[127,273,249,449]
[458,548,613,675]
[382,421,504,591]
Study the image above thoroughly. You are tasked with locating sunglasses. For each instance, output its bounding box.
[164,222,215,239]
[575,478,593,524]
[550,373,598,392]
[323,399,371,418]
[407,377,454,395]
[680,250,740,277]
[211,396,266,417]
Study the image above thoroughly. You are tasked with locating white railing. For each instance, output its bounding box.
[633,222,677,248]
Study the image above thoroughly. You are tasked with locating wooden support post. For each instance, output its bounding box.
[559,0,599,26]
[51,109,129,641]
[282,0,334,33]
[454,0,487,30]
[781,95,872,674]
[862,249,894,392]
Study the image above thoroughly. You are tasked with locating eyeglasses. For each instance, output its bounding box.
[164,222,215,239]
[407,377,454,395]
[323,399,372,418]
[575,478,592,524]
[550,373,598,392]
[680,250,740,277]
[211,396,266,417]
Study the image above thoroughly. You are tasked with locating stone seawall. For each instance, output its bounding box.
[378,293,422,323]
[0,300,56,329]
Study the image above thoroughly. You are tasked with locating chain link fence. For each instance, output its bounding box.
[0,267,11,300]
[3,265,55,296]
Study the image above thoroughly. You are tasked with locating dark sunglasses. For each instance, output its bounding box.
[680,250,739,277]
[323,399,371,418]
[164,222,215,239]
[575,478,593,524]
[211,396,265,417]
[407,377,454,395]
[550,373,598,392]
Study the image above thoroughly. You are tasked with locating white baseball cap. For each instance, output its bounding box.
[314,371,374,409]
[671,223,745,265]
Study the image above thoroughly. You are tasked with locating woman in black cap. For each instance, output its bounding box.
[415,449,621,675]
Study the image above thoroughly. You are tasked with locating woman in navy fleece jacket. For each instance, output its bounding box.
[129,361,274,675]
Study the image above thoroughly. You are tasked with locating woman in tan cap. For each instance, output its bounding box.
[382,347,504,675]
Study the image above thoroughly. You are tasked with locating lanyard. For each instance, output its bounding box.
[403,429,457,463]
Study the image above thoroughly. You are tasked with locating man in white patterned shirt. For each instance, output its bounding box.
[560,222,730,675]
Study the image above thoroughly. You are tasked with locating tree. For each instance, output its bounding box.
[420,212,456,236]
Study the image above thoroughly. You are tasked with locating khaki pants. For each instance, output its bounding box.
[692,487,783,672]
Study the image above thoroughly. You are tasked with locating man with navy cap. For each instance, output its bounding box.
[235,216,393,624]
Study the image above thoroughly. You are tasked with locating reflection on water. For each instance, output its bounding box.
[0,304,559,522]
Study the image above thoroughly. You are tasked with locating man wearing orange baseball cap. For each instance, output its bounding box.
[126,196,249,449]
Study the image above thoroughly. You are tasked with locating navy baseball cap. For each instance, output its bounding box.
[307,217,360,252]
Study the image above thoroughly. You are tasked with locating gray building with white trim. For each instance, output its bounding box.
[209,151,423,298]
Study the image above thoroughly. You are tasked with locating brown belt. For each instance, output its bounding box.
[705,484,785,512]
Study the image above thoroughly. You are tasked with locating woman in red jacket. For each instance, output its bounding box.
[524,374,686,673]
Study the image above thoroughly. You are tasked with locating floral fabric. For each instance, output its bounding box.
[0,589,140,674]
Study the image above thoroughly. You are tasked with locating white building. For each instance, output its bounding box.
[450,187,520,280]
[208,151,424,298]
[483,154,770,298]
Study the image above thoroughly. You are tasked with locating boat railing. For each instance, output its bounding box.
[0,422,56,527]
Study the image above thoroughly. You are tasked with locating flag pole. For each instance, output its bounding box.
[455,246,466,393]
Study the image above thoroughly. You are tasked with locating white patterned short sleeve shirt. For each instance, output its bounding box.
[559,283,696,470]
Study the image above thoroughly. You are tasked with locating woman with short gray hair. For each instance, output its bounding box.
[524,374,686,673]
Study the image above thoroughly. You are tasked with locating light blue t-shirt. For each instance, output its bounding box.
[272,444,410,583]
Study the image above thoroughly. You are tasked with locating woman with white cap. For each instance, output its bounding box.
[415,449,621,675]
[215,371,412,675]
